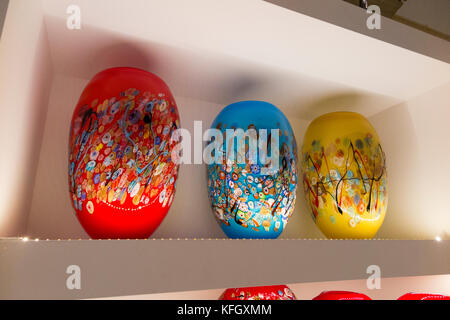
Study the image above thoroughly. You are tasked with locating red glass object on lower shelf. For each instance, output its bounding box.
[313,291,372,300]
[397,293,450,300]
[219,285,296,300]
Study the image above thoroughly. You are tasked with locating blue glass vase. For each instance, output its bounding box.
[206,101,297,238]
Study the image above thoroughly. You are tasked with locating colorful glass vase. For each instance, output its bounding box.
[207,101,297,239]
[68,67,180,239]
[397,293,450,300]
[312,291,372,300]
[301,112,387,239]
[219,285,296,300]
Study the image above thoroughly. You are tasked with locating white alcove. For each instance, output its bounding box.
[0,0,449,240]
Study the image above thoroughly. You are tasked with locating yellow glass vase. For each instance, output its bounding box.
[301,112,387,239]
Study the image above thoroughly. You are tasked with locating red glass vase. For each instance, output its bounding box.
[68,67,180,239]
[219,285,296,300]
[312,291,372,300]
[397,293,450,300]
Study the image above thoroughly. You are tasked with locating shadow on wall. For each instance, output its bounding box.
[0,0,8,39]
[45,16,274,107]
[46,16,401,122]
[46,16,156,80]
[90,42,157,74]
[287,92,387,120]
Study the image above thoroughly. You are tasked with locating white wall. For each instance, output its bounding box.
[0,0,53,236]
[370,83,450,240]
[26,75,88,239]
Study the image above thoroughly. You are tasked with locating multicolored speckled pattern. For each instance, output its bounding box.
[220,285,296,300]
[301,112,387,239]
[68,71,180,239]
[207,101,297,239]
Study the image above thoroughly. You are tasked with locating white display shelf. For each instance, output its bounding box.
[0,239,448,299]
